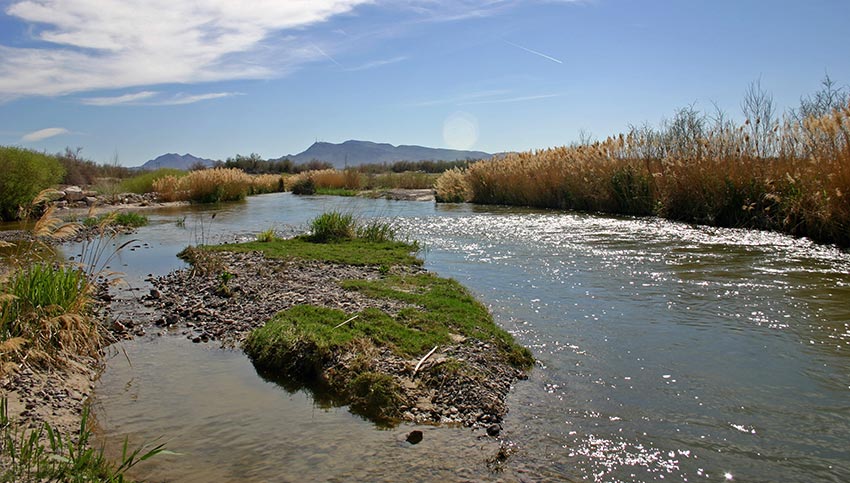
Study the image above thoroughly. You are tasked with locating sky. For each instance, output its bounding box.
[1,0,848,166]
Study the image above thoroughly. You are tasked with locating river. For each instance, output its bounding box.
[79,193,849,482]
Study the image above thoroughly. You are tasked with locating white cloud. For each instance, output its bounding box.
[0,0,371,98]
[80,91,159,106]
[21,127,70,142]
[154,92,242,106]
[79,90,240,106]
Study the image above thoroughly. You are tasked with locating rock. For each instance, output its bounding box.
[84,196,98,206]
[63,186,85,201]
[406,430,424,444]
[487,424,501,437]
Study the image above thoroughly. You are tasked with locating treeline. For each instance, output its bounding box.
[217,154,472,175]
[216,154,333,174]
[436,76,850,247]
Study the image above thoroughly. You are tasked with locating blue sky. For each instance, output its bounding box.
[1,0,848,166]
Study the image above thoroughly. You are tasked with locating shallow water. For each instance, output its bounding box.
[80,193,850,482]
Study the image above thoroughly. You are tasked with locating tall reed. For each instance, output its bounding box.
[437,102,850,247]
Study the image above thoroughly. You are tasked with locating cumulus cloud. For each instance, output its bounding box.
[0,0,370,98]
[21,127,70,141]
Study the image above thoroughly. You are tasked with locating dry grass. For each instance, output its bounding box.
[438,103,850,246]
[153,168,283,203]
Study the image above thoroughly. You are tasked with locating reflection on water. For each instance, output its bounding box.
[84,193,850,482]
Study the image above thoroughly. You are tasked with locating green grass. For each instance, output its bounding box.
[212,237,421,267]
[308,210,356,242]
[256,227,277,243]
[356,220,397,243]
[82,212,148,229]
[315,187,359,197]
[342,274,533,368]
[1,398,167,483]
[117,168,185,194]
[1,263,100,372]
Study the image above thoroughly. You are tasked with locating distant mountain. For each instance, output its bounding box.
[276,140,492,168]
[136,153,215,170]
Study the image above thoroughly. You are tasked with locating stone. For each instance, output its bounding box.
[487,424,501,437]
[63,186,85,201]
[405,430,424,444]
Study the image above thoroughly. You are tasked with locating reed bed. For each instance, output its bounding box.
[437,103,850,247]
[154,168,255,203]
[286,168,438,195]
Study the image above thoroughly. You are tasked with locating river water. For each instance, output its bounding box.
[77,193,849,482]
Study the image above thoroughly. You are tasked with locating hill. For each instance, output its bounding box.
[276,140,491,168]
[136,153,215,170]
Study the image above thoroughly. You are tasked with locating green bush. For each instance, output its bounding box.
[0,147,64,221]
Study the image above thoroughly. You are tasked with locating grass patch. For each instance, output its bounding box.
[342,274,533,368]
[256,227,278,243]
[315,187,359,197]
[0,263,99,372]
[212,237,421,267]
[1,398,167,483]
[82,212,148,229]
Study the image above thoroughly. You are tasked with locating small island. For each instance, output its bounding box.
[147,211,533,428]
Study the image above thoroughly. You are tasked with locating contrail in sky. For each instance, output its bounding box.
[504,40,563,64]
[313,45,342,67]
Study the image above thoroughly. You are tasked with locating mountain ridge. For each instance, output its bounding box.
[137,140,492,170]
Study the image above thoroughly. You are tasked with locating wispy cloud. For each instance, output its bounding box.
[0,0,371,98]
[80,91,159,106]
[154,92,242,106]
[504,40,563,64]
[460,93,562,105]
[21,127,69,142]
[345,56,408,71]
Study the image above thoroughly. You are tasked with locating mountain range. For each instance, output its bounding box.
[136,140,492,170]
[274,140,492,168]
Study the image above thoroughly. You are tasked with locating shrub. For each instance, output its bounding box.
[434,168,471,203]
[287,173,316,195]
[0,147,64,221]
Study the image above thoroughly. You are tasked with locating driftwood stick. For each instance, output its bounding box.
[413,345,439,375]
[333,315,359,329]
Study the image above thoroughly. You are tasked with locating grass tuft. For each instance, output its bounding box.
[1,398,167,482]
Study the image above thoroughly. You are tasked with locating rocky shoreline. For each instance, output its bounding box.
[138,250,528,433]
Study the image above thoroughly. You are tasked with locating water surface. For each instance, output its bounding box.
[84,193,849,482]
